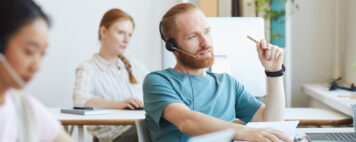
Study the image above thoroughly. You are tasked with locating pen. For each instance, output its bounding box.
[293,136,306,142]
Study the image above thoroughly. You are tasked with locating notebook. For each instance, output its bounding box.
[60,108,110,115]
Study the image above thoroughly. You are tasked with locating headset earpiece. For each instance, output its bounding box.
[166,38,177,52]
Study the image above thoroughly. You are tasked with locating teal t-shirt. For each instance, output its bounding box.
[143,68,262,142]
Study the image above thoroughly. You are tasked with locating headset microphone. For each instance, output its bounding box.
[172,47,198,58]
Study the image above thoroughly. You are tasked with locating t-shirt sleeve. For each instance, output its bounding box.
[72,63,96,107]
[143,73,183,127]
[234,80,263,124]
[27,95,61,142]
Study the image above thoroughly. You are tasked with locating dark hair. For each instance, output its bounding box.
[0,0,50,53]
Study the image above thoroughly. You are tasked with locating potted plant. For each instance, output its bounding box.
[247,0,299,46]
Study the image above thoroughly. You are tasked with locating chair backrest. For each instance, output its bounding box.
[135,119,150,142]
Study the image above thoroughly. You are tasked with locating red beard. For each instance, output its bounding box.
[176,47,215,69]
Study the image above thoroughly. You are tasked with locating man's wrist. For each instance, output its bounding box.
[233,124,248,140]
[265,64,285,77]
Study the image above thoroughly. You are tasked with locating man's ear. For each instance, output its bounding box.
[99,26,107,39]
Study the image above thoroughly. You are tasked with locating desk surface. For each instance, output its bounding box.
[303,84,356,116]
[49,108,145,125]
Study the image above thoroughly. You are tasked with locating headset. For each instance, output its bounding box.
[159,22,177,52]
[159,22,195,110]
[159,22,198,58]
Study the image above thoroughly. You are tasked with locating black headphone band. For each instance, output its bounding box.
[159,22,165,41]
[159,22,177,52]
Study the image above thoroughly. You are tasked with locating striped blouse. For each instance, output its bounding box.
[72,54,148,141]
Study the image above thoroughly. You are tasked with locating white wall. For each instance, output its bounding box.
[290,0,356,107]
[345,0,356,84]
[290,0,338,107]
[25,0,181,108]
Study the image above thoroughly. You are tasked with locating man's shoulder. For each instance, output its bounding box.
[146,68,172,78]
[144,68,175,84]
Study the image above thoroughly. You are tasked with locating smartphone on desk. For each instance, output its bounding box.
[73,107,93,110]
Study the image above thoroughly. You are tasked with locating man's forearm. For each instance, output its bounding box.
[264,76,285,121]
[178,110,246,139]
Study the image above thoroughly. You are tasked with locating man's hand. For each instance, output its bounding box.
[256,39,284,72]
[236,127,292,142]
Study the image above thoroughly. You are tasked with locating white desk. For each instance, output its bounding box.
[49,108,145,142]
[285,108,352,125]
[296,127,354,142]
[303,84,356,116]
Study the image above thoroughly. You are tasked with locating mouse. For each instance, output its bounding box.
[124,107,144,110]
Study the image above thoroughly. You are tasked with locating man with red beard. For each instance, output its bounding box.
[143,3,290,142]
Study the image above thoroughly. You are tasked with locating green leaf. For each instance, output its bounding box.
[247,2,252,7]
[270,11,279,20]
[353,62,356,70]
[271,33,281,40]
[281,10,286,16]
[264,15,268,19]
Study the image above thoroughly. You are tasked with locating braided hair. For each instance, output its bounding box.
[118,54,137,84]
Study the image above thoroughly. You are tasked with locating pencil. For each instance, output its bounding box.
[247,35,271,50]
[247,35,259,44]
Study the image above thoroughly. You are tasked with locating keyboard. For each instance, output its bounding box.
[325,133,356,141]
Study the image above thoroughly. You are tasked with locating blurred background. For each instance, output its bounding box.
[26,0,356,141]
[29,0,356,108]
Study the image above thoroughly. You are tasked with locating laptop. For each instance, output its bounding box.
[306,132,356,141]
[306,104,356,142]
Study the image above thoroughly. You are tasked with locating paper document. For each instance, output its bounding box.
[247,121,299,139]
[234,121,299,142]
[188,129,235,142]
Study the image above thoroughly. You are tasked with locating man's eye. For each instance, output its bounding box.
[189,35,197,39]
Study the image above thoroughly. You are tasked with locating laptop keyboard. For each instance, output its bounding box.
[325,133,356,141]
